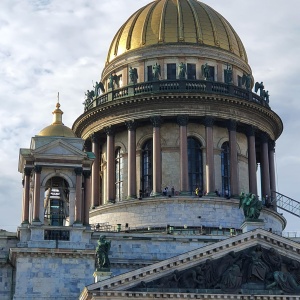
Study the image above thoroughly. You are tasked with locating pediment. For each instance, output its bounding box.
[84,229,300,298]
[33,139,86,158]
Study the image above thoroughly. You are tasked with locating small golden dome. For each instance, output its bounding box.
[107,0,247,64]
[37,102,76,138]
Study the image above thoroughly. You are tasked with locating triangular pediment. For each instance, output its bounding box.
[33,139,86,158]
[83,229,300,299]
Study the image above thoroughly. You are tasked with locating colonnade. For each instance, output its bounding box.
[89,116,277,206]
[20,116,277,226]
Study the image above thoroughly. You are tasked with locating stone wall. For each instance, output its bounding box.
[90,197,285,234]
[13,253,95,300]
[0,231,18,300]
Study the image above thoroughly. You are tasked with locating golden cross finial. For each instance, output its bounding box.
[56,92,61,109]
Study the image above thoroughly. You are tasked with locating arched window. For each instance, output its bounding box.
[221,142,230,196]
[115,147,123,201]
[188,137,203,194]
[44,176,69,226]
[141,139,153,197]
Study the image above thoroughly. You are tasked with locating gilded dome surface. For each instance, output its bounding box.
[38,124,76,137]
[37,103,76,138]
[107,0,247,63]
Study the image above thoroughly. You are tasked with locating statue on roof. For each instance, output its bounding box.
[242,74,251,90]
[178,62,186,79]
[95,235,111,271]
[264,90,270,103]
[129,67,138,84]
[83,90,95,111]
[224,64,233,84]
[239,192,262,220]
[152,63,161,80]
[94,81,105,97]
[201,63,210,80]
[255,81,265,97]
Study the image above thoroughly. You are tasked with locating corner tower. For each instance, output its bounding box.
[14,102,95,299]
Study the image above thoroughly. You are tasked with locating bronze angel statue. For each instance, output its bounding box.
[255,81,265,97]
[242,74,251,90]
[201,63,210,80]
[129,67,138,84]
[152,63,161,80]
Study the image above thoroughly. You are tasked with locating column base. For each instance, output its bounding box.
[179,191,191,196]
[73,221,83,227]
[205,191,217,197]
[240,219,264,233]
[21,220,29,226]
[93,270,112,283]
[150,191,161,197]
[31,220,42,226]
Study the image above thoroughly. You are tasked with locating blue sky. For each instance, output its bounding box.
[1,0,300,232]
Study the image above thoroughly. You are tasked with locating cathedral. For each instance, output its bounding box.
[1,1,300,299]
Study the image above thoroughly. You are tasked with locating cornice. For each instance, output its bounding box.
[73,93,282,141]
[85,229,300,293]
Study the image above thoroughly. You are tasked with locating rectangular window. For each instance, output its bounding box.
[167,63,176,80]
[208,66,215,81]
[147,66,153,81]
[238,75,242,87]
[187,63,196,80]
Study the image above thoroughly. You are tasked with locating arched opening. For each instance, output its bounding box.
[141,139,153,197]
[44,176,69,226]
[188,137,203,194]
[115,147,124,201]
[221,141,230,197]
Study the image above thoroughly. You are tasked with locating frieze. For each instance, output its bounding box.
[131,244,300,295]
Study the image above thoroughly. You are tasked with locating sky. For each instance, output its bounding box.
[0,0,299,233]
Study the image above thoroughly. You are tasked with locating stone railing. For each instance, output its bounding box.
[84,80,270,112]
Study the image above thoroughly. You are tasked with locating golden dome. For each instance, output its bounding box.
[37,103,76,138]
[106,0,248,63]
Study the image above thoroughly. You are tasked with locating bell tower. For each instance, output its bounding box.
[12,101,96,299]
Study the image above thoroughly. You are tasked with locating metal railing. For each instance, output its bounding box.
[84,79,270,112]
[91,223,242,237]
[274,191,300,218]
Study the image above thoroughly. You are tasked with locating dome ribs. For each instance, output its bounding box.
[126,8,145,51]
[225,21,248,63]
[176,0,185,41]
[158,0,168,43]
[201,3,220,47]
[105,0,249,63]
[187,0,203,43]
[214,10,234,54]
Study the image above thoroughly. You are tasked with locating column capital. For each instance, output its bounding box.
[24,167,32,176]
[34,165,42,174]
[246,125,256,137]
[104,126,114,136]
[203,116,214,127]
[125,120,137,131]
[260,132,270,143]
[74,167,83,175]
[269,140,276,151]
[227,119,237,131]
[177,115,189,126]
[90,133,99,143]
[83,170,91,178]
[150,116,162,128]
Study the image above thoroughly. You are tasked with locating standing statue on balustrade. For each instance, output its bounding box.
[95,235,111,271]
